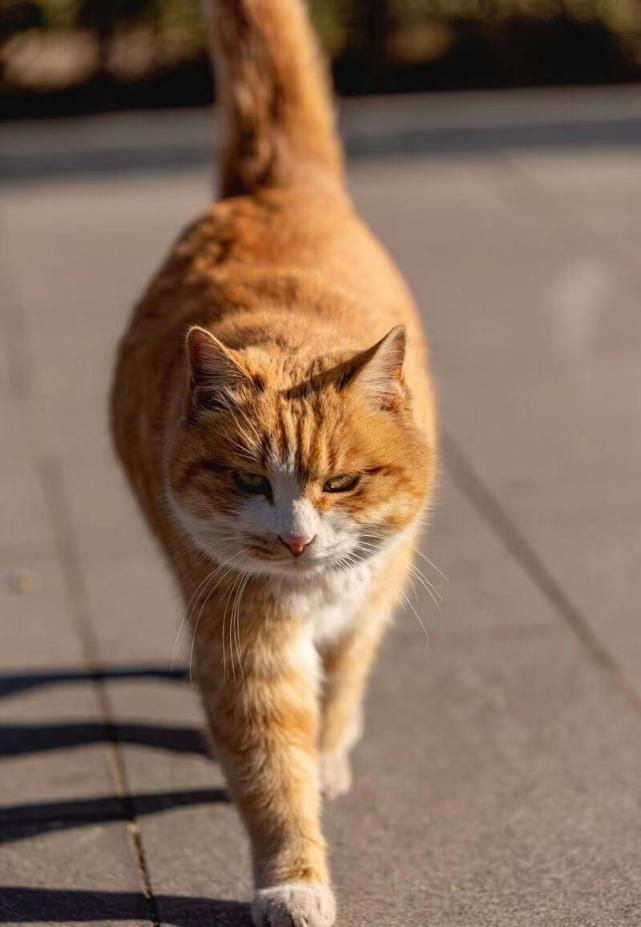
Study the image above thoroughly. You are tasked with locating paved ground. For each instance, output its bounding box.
[1,88,641,926]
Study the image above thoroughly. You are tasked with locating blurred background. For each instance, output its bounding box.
[2,2,641,926]
[3,0,641,117]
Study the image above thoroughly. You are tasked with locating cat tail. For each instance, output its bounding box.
[202,0,345,197]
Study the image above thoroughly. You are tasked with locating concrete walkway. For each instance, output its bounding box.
[1,89,641,926]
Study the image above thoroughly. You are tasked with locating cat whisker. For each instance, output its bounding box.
[232,570,251,680]
[355,538,442,616]
[398,589,430,645]
[188,553,244,682]
[185,555,231,625]
[221,567,248,683]
[413,548,449,582]
[407,564,443,613]
[167,542,208,568]
[173,562,225,672]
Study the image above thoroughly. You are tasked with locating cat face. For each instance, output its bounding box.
[166,326,434,582]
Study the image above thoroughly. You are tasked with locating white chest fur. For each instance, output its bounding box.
[279,562,374,647]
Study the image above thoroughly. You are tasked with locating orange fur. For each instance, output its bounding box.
[111,2,437,924]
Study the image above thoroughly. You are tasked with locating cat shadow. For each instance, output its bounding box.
[0,668,248,923]
[0,788,229,844]
[0,888,252,926]
[0,665,188,700]
[0,720,209,759]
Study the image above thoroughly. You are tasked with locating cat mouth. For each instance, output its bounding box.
[256,554,328,571]
[244,548,343,578]
[244,541,381,575]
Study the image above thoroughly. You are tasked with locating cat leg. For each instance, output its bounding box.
[318,537,417,799]
[196,619,335,927]
[319,614,389,799]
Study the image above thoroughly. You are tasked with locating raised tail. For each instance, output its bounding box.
[203,0,345,197]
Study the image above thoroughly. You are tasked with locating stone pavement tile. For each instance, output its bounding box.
[104,680,252,926]
[0,343,150,926]
[84,549,182,662]
[0,825,149,927]
[328,626,641,927]
[0,440,53,556]
[352,156,527,266]
[0,327,53,553]
[511,148,641,194]
[0,178,206,328]
[417,475,553,644]
[0,175,206,460]
[130,808,252,926]
[1,569,153,925]
[0,599,152,927]
[1,551,149,916]
[0,679,150,925]
[1,555,84,669]
[507,151,641,285]
[105,680,215,794]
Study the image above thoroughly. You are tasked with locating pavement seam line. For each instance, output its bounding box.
[442,430,641,717]
[37,454,162,927]
[0,253,161,927]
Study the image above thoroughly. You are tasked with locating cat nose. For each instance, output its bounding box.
[279,534,314,557]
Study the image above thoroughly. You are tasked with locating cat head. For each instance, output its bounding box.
[166,324,435,582]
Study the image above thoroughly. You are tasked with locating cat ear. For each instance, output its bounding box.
[186,326,251,411]
[346,325,407,412]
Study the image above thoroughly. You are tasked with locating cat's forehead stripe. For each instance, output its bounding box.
[259,398,331,480]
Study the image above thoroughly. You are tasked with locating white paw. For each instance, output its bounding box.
[320,750,352,799]
[252,882,336,927]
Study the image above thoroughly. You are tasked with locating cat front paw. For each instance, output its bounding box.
[320,750,352,799]
[252,882,336,927]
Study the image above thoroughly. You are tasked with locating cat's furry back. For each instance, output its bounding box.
[111,2,437,925]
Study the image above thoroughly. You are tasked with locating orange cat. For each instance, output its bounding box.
[111,1,437,924]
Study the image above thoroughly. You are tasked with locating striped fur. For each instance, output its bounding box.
[111,2,437,924]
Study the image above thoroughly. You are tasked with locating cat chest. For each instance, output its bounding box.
[284,565,373,648]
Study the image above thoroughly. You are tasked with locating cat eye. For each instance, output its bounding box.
[323,474,360,494]
[232,470,272,497]
[201,460,228,473]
